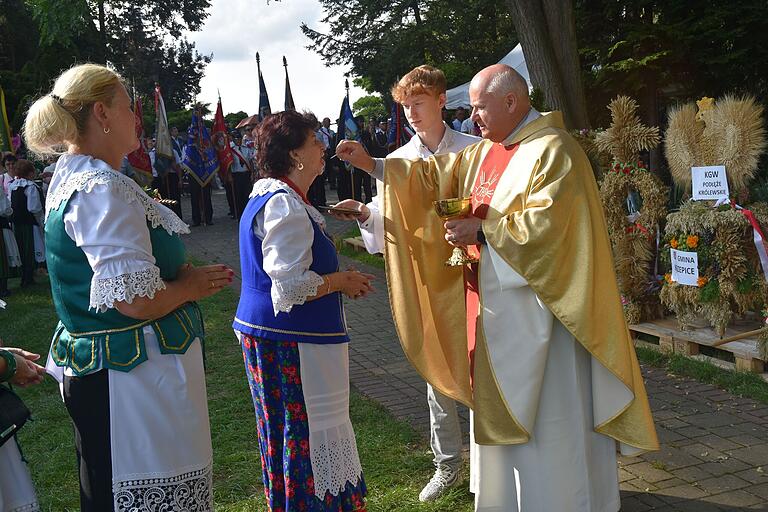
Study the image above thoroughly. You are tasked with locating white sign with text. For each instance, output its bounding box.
[671,249,699,286]
[692,165,729,201]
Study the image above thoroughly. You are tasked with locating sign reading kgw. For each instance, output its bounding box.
[692,165,729,201]
[670,249,699,286]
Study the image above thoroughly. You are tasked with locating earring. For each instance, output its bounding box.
[103,127,111,134]
[298,162,304,171]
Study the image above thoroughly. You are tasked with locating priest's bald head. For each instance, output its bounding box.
[468,64,530,143]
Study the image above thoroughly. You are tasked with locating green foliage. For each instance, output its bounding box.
[224,111,249,128]
[635,346,768,404]
[737,276,756,295]
[575,0,768,126]
[0,0,212,134]
[301,0,517,98]
[699,278,720,303]
[352,95,386,122]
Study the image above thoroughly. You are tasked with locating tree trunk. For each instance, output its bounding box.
[506,0,590,129]
[541,0,590,128]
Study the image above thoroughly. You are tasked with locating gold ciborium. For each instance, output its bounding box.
[433,197,479,267]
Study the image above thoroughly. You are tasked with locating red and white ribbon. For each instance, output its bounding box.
[717,198,768,282]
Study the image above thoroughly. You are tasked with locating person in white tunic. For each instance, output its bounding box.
[332,65,480,502]
[23,63,232,512]
[336,64,659,512]
[0,344,46,512]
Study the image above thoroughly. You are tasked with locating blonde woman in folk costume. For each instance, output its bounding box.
[337,64,658,512]
[24,63,232,512]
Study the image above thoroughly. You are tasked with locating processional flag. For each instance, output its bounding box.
[0,84,12,154]
[387,101,413,151]
[336,90,360,192]
[212,94,234,183]
[339,95,358,141]
[153,84,174,178]
[182,105,219,187]
[283,56,295,111]
[256,52,272,120]
[126,94,153,186]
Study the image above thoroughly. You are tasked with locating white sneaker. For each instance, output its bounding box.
[418,465,461,502]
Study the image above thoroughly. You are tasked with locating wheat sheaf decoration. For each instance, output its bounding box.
[595,96,668,324]
[661,95,768,338]
[664,95,766,196]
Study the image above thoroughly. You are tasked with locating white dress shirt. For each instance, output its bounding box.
[249,179,327,315]
[359,123,479,254]
[46,154,188,312]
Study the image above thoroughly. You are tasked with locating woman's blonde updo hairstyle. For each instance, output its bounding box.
[24,63,123,156]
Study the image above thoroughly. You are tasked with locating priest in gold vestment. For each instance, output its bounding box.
[338,64,658,512]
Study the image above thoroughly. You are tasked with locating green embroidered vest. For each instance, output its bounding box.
[46,196,204,376]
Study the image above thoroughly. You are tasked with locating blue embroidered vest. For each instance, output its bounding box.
[233,190,348,343]
[46,195,204,375]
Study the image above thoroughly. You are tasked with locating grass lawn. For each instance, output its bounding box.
[1,276,473,512]
[335,225,385,270]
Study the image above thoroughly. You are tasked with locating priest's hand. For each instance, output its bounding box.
[329,199,370,222]
[445,216,482,246]
[336,140,375,172]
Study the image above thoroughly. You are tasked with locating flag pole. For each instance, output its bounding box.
[344,78,357,201]
[156,81,171,202]
[219,90,239,220]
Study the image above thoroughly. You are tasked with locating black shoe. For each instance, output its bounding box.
[0,289,10,298]
[191,222,201,227]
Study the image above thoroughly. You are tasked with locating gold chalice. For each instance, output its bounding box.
[433,197,479,267]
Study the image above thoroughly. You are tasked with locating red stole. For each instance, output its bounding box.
[465,143,519,387]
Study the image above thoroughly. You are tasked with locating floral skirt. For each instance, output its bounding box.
[239,333,367,512]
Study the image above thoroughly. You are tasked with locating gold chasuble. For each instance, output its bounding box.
[382,112,658,453]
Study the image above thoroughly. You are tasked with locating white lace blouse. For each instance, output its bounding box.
[46,154,189,312]
[249,179,328,316]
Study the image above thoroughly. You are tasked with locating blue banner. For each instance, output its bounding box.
[182,107,219,187]
[341,96,358,140]
[258,70,272,120]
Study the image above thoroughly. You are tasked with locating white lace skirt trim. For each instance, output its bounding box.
[109,329,213,511]
[297,342,364,498]
[113,463,213,512]
[89,266,166,312]
[8,504,40,512]
[270,271,325,315]
[309,424,364,498]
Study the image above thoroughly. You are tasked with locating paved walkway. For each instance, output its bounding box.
[183,188,768,511]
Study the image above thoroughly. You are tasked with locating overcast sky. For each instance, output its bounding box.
[185,0,367,120]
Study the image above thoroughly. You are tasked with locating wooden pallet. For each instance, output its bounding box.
[341,236,383,256]
[630,317,766,374]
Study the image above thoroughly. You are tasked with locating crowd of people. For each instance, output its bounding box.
[0,152,50,297]
[0,58,660,512]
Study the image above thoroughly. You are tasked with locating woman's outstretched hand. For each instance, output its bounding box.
[330,270,375,299]
[177,263,234,301]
